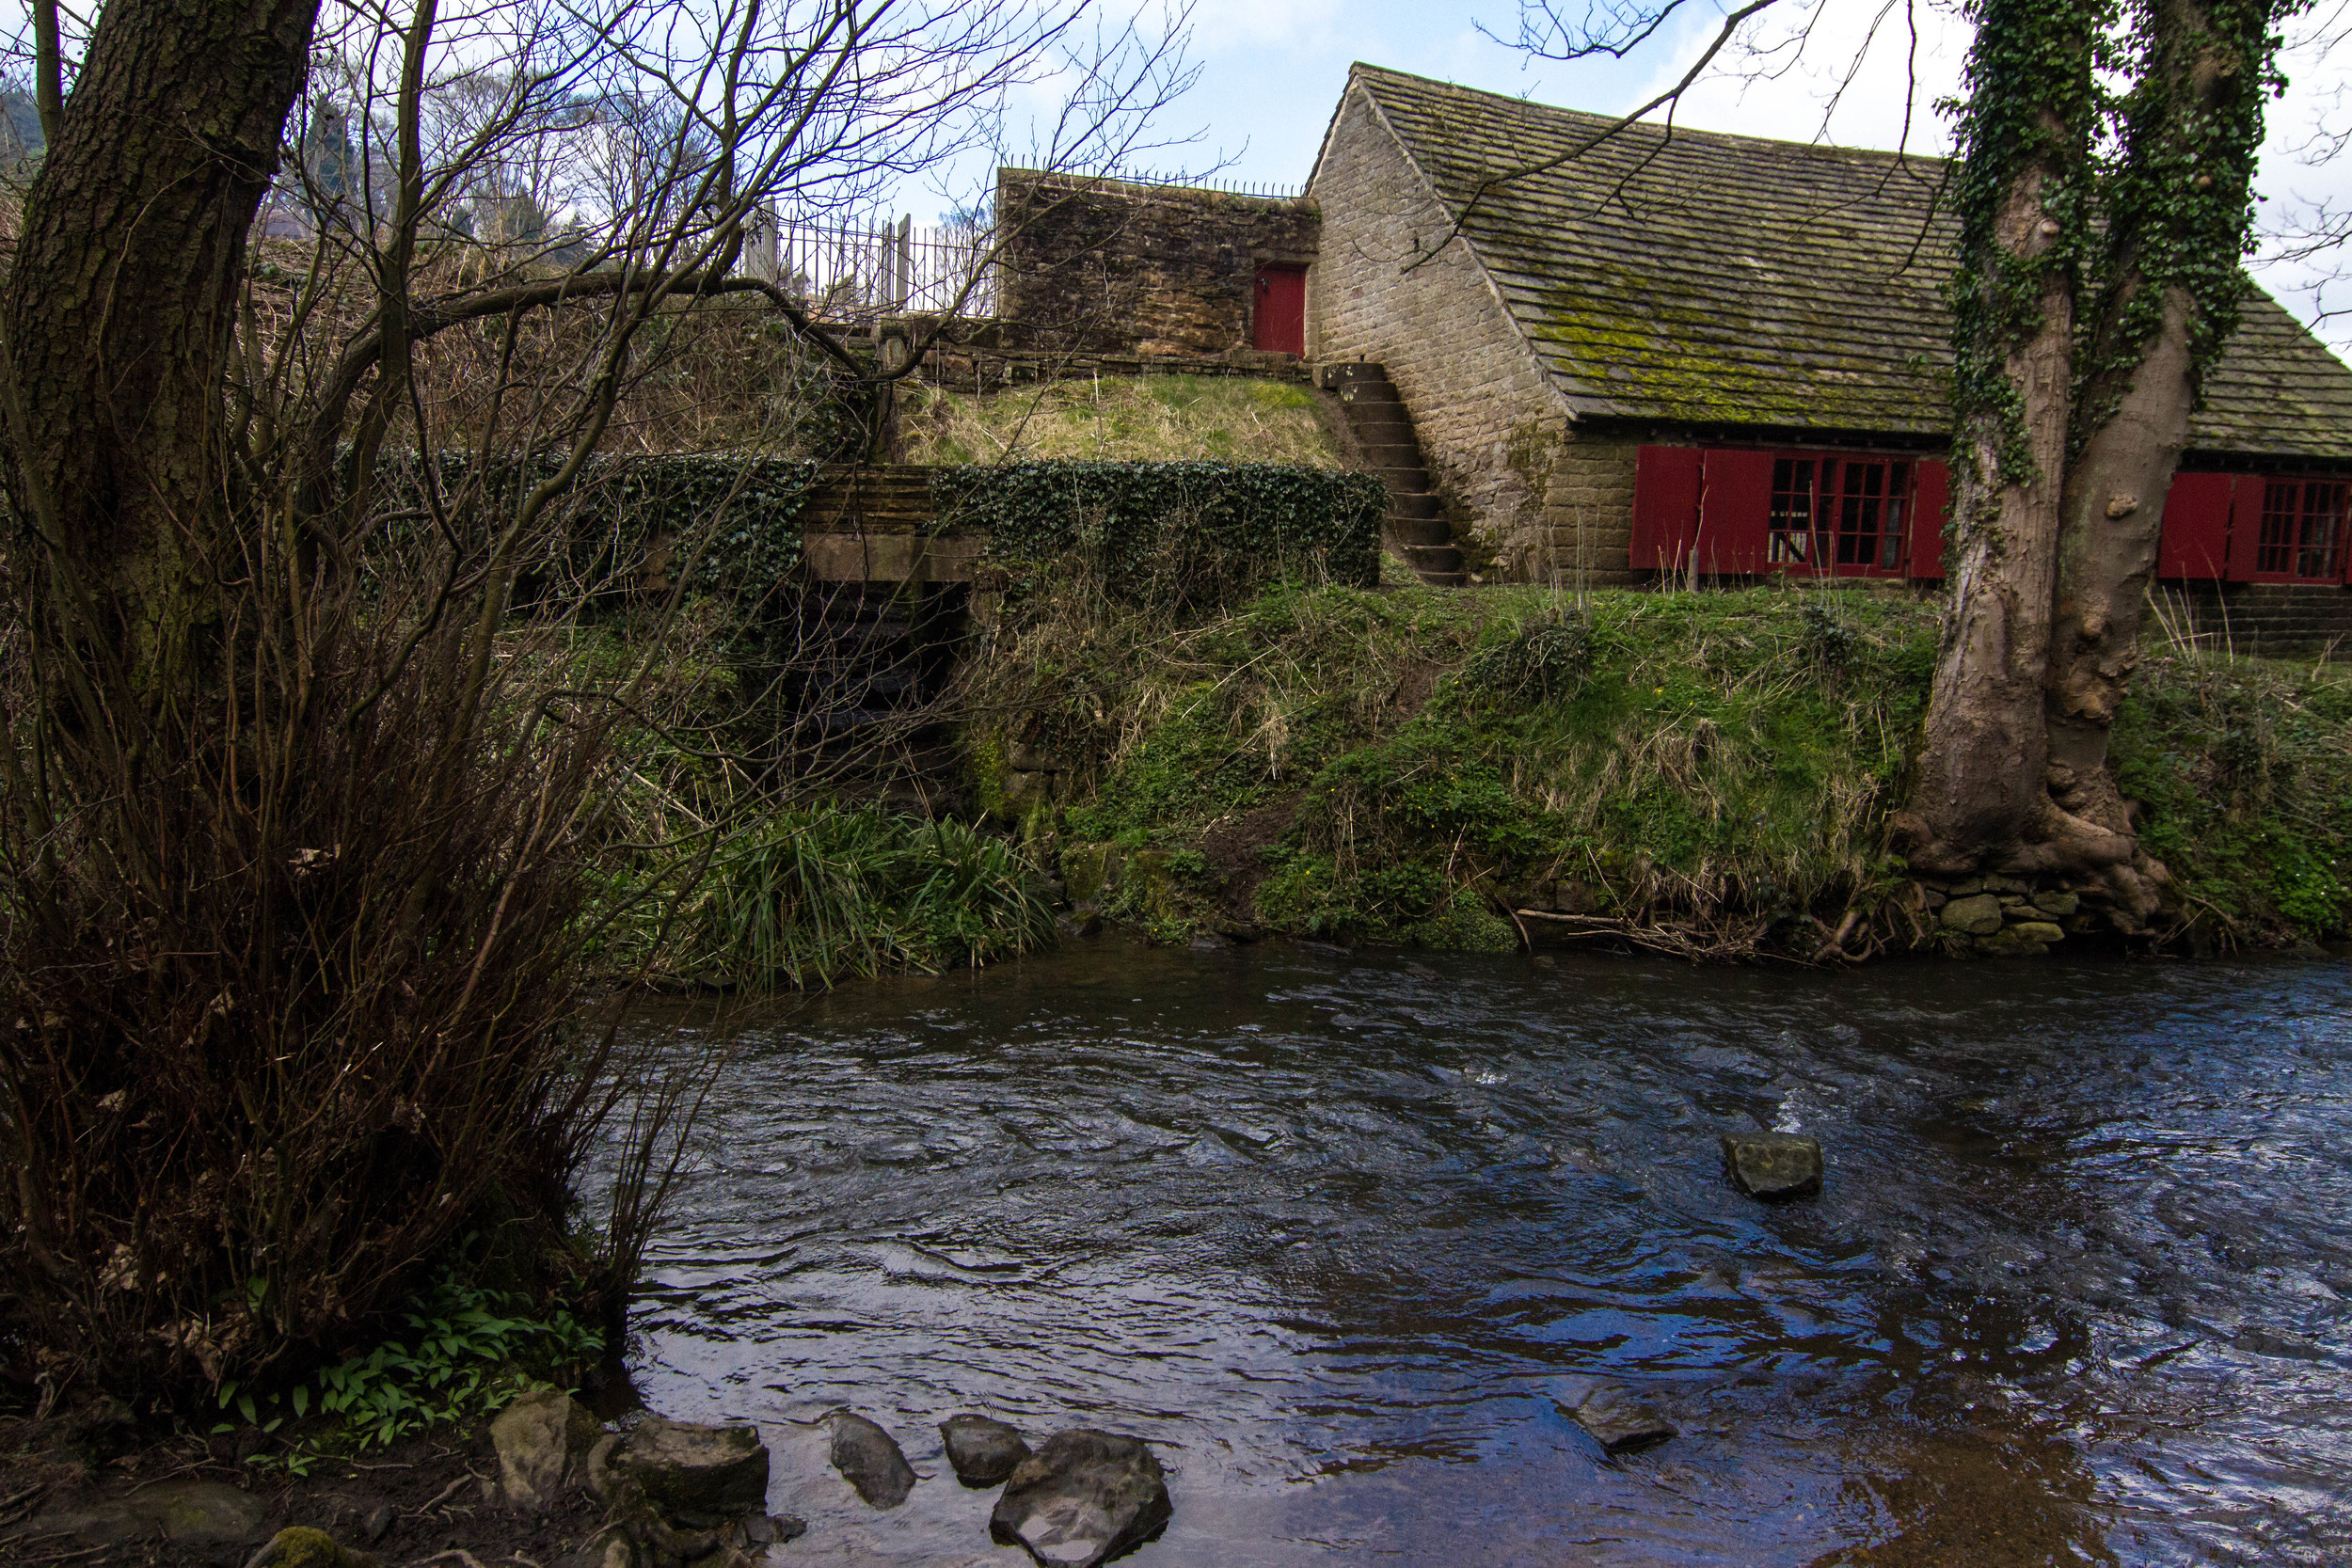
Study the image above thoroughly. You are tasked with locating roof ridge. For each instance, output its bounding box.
[1348,60,1948,174]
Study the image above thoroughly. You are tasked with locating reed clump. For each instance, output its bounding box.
[662,803,1058,990]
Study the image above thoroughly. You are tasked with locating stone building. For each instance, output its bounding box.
[994,168,1320,360]
[1300,64,2352,632]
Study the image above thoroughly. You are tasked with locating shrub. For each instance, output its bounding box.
[932,460,1386,607]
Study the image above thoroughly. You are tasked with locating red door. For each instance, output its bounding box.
[1252,265,1306,356]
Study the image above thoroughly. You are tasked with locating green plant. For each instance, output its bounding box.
[1458,610,1594,702]
[672,803,1059,988]
[215,1264,604,1465]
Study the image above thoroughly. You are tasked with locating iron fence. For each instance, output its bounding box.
[747,214,996,322]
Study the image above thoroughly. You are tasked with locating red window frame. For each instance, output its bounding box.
[1762,453,1914,576]
[2250,477,2349,583]
[1632,444,1947,579]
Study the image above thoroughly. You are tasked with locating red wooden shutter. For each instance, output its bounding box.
[1909,458,1950,580]
[1630,445,1702,571]
[1698,449,1776,574]
[2224,475,2269,582]
[2156,472,2235,580]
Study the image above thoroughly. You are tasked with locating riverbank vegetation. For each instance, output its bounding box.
[960,570,2352,958]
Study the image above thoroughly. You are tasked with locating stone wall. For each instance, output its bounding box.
[995,169,1319,358]
[1536,434,1643,586]
[1308,82,1581,578]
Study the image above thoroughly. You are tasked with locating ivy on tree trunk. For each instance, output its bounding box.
[1898,0,2291,926]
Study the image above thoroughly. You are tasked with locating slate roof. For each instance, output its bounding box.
[1330,64,2352,460]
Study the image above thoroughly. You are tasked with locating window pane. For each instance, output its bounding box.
[1770,457,1819,564]
[1881,463,1912,570]
[2260,480,2297,575]
[2299,482,2346,579]
[1836,460,1886,566]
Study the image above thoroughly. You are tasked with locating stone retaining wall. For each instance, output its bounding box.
[2153,580,2352,657]
[995,169,1320,358]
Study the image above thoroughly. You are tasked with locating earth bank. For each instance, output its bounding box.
[956,573,2352,961]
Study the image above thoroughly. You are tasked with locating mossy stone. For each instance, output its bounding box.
[258,1527,379,1568]
[1939,893,2004,935]
[1721,1132,1823,1199]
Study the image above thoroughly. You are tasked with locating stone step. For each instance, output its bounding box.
[1386,516,1452,548]
[1355,413,1421,444]
[1339,384,1404,407]
[1404,543,1464,574]
[1359,440,1423,467]
[1320,362,1391,389]
[1388,491,1442,520]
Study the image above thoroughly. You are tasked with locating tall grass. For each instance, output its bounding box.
[898,374,1343,466]
[672,804,1059,989]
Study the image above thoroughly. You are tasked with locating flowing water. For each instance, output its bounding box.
[603,942,2352,1565]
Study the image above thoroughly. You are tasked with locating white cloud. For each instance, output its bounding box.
[1174,0,1345,53]
[1621,0,1966,153]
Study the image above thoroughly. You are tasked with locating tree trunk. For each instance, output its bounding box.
[1,0,319,709]
[1897,0,2106,877]
[2040,0,2278,916]
[1898,124,2081,875]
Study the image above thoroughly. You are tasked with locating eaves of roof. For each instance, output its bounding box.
[1346,63,2352,461]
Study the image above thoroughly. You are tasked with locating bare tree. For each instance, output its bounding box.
[0,0,1195,1398]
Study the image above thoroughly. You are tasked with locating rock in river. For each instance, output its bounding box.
[613,1415,771,1524]
[828,1411,917,1508]
[989,1430,1171,1568]
[1568,1383,1677,1453]
[941,1413,1031,1487]
[1721,1131,1823,1199]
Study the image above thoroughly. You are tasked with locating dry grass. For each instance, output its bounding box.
[898,373,1345,466]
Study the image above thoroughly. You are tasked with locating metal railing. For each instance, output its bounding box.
[745,214,997,322]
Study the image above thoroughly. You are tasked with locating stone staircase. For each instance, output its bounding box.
[1320,362,1462,587]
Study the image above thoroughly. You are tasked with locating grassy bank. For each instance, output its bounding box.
[962,575,2352,957]
[899,374,1344,466]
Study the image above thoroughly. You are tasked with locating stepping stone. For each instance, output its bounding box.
[1568,1383,1676,1453]
[614,1415,771,1524]
[989,1430,1170,1568]
[1721,1132,1823,1199]
[940,1414,1031,1487]
[828,1411,917,1509]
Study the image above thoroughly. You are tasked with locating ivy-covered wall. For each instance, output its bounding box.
[375,453,1384,606]
[375,451,818,607]
[932,460,1386,601]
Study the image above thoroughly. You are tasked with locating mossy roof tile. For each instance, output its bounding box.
[1348,64,2352,459]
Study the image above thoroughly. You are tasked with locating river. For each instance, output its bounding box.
[603,942,2352,1565]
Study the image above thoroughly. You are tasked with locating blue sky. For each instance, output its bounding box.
[1150,0,1961,190]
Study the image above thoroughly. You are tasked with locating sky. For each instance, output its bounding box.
[1012,0,2352,354]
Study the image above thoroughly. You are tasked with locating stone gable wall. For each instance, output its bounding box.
[1310,85,1625,578]
[1538,435,1642,586]
[995,170,1319,358]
